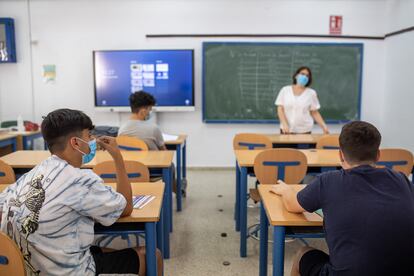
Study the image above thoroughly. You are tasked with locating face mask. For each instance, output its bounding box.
[145,110,153,121]
[296,74,309,87]
[75,138,97,164]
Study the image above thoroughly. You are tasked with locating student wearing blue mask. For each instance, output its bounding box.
[275,66,329,134]
[0,109,162,276]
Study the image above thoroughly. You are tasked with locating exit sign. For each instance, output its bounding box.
[329,15,343,35]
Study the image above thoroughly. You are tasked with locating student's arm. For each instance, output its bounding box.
[311,110,329,134]
[277,106,290,134]
[153,127,166,151]
[271,180,305,213]
[97,136,133,217]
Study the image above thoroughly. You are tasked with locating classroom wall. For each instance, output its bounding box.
[0,0,388,167]
[381,0,414,150]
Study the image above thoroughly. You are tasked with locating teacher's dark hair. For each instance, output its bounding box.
[292,66,312,87]
[339,121,381,164]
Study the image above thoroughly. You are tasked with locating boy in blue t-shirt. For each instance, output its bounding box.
[272,121,414,276]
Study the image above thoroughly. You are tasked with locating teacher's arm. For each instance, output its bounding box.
[311,110,329,134]
[277,106,290,134]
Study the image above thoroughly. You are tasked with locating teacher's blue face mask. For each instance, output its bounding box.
[75,138,97,164]
[296,74,309,87]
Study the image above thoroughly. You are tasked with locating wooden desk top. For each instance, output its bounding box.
[266,134,324,144]
[0,150,175,169]
[6,130,42,137]
[0,133,18,141]
[164,134,187,145]
[235,149,341,167]
[258,184,323,226]
[0,182,164,223]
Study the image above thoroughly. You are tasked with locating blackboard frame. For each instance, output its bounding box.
[202,41,363,124]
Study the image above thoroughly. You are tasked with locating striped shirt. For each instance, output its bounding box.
[0,155,126,275]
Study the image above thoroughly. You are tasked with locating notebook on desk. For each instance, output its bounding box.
[133,195,155,209]
[162,133,179,142]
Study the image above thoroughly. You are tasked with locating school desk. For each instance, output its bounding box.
[258,184,323,276]
[234,149,340,257]
[0,133,18,152]
[0,150,175,259]
[0,182,164,276]
[265,134,324,148]
[165,134,187,212]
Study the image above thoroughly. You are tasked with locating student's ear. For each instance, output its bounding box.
[339,150,345,163]
[69,137,80,150]
[375,150,381,162]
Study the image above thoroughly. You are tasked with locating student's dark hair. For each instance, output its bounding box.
[339,121,381,164]
[41,109,94,153]
[129,91,156,113]
[292,66,312,87]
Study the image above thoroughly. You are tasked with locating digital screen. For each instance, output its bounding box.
[93,49,194,107]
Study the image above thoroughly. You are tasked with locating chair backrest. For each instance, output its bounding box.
[376,148,413,176]
[0,232,26,276]
[316,135,340,150]
[233,133,272,150]
[254,148,308,184]
[116,136,149,151]
[93,160,150,183]
[0,160,15,184]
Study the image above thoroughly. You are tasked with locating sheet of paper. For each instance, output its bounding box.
[162,133,179,142]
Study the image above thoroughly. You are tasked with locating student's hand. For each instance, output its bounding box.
[270,180,290,195]
[281,124,290,134]
[97,136,122,158]
[323,127,330,134]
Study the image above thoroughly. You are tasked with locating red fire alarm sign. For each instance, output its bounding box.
[329,15,343,35]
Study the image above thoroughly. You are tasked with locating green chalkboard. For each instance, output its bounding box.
[202,42,363,123]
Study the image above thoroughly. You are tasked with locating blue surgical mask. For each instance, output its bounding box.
[296,74,309,87]
[76,138,97,164]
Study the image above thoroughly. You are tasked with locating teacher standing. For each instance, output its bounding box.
[275,66,329,134]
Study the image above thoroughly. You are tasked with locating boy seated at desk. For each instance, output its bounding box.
[118,90,166,151]
[0,109,162,276]
[272,121,414,276]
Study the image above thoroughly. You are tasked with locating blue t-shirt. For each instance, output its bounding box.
[298,165,414,275]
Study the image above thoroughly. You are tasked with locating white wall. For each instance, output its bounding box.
[381,0,414,150]
[0,0,389,166]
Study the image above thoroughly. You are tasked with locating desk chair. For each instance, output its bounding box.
[117,136,149,151]
[233,134,273,223]
[316,135,340,150]
[0,160,15,184]
[233,133,272,150]
[0,232,26,276]
[93,160,150,183]
[250,149,323,243]
[377,148,413,177]
[93,160,150,248]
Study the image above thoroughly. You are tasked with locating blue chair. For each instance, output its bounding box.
[0,160,15,184]
[116,135,148,151]
[376,148,413,177]
[93,160,150,247]
[0,232,25,276]
[250,149,324,244]
[316,135,340,150]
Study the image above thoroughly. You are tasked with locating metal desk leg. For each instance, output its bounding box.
[259,203,269,276]
[235,160,240,231]
[182,142,186,178]
[162,167,171,258]
[157,205,164,259]
[145,222,158,276]
[273,226,286,276]
[176,144,182,211]
[239,166,248,257]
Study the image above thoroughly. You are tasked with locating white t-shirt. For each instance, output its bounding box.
[275,85,321,133]
[0,155,126,276]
